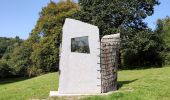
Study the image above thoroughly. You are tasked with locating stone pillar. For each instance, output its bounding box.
[100,34,120,93]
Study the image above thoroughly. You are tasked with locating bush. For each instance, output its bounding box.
[27,66,43,78]
[0,60,13,78]
[121,30,165,68]
[164,52,170,65]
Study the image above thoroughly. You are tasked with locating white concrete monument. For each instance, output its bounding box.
[50,18,120,96]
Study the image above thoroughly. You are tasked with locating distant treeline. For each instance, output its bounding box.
[0,36,23,78]
[1,0,169,79]
[0,1,78,78]
[0,37,22,58]
[159,16,170,65]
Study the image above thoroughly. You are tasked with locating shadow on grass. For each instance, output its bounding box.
[118,79,138,89]
[119,65,163,71]
[0,77,29,85]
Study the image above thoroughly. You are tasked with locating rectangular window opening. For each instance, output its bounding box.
[71,36,90,53]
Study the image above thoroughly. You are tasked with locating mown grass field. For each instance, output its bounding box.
[0,66,170,100]
[0,73,58,100]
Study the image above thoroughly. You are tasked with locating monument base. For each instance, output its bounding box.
[49,91,115,97]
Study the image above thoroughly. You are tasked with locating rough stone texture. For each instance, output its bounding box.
[100,34,120,93]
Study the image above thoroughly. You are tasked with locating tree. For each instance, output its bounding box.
[75,0,163,67]
[7,1,78,77]
[75,0,159,37]
[0,37,22,59]
[156,16,170,65]
[0,36,23,78]
[122,29,164,68]
[0,60,12,78]
[9,40,33,76]
[2,36,23,60]
[29,1,78,73]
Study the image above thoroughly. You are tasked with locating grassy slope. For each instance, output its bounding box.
[1,66,170,100]
[83,66,170,100]
[0,73,58,100]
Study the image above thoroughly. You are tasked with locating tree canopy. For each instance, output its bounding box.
[0,0,167,78]
[0,1,79,78]
[156,16,170,65]
[75,0,159,37]
[74,0,164,68]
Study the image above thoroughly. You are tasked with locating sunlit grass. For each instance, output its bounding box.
[83,66,170,100]
[1,66,170,100]
[0,73,58,100]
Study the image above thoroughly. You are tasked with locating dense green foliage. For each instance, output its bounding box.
[74,0,164,68]
[0,37,23,78]
[0,36,22,59]
[12,1,78,77]
[25,1,78,76]
[0,0,167,78]
[75,0,159,37]
[122,18,165,68]
[122,29,164,68]
[156,16,170,64]
[0,37,9,58]
[0,60,12,78]
[1,66,170,100]
[0,1,78,78]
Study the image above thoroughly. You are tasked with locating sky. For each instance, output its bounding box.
[145,0,170,29]
[0,0,169,39]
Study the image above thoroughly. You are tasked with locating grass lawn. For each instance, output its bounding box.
[0,66,170,100]
[0,73,58,100]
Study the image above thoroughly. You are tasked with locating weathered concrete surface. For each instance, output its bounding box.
[58,18,101,94]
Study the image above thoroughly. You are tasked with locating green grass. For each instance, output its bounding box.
[0,73,58,100]
[83,66,170,100]
[1,66,170,100]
